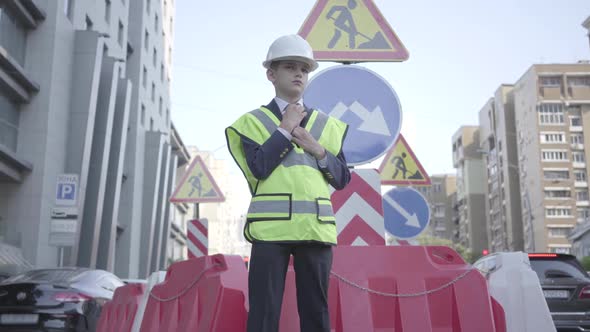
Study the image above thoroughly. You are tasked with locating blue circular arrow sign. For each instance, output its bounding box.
[304,65,402,166]
[383,187,430,239]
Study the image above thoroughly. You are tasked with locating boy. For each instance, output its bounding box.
[225,34,350,332]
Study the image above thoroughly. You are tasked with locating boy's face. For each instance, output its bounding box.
[267,60,310,100]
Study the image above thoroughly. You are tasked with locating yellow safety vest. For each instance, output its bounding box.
[225,107,348,245]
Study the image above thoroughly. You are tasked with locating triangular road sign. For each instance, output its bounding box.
[378,134,431,186]
[298,0,409,62]
[169,156,225,203]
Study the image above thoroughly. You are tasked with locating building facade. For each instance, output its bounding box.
[415,174,457,241]
[478,85,524,253]
[0,0,178,278]
[513,63,590,254]
[452,126,489,255]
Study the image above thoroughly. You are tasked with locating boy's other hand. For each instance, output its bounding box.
[292,127,326,160]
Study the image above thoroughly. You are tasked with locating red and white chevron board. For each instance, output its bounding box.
[187,218,208,258]
[331,169,385,245]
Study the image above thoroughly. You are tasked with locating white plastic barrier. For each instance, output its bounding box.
[477,252,555,332]
[130,271,167,332]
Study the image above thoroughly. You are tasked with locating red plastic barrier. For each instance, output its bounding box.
[139,254,248,332]
[491,297,507,332]
[97,283,145,332]
[279,246,506,332]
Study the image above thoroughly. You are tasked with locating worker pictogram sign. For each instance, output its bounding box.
[169,156,225,203]
[298,0,409,62]
[378,134,431,186]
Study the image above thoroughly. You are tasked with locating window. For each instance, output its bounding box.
[64,0,74,19]
[568,76,590,87]
[538,104,564,125]
[153,48,157,67]
[546,207,572,217]
[155,14,158,32]
[433,183,442,193]
[151,82,155,102]
[0,91,19,152]
[573,151,585,163]
[159,96,163,115]
[570,116,582,127]
[575,170,587,182]
[577,190,589,201]
[166,108,169,125]
[540,132,565,143]
[544,170,569,180]
[146,0,150,13]
[578,207,590,223]
[170,17,173,36]
[433,204,445,217]
[144,30,149,51]
[541,150,568,161]
[0,4,28,65]
[150,117,154,131]
[117,21,124,46]
[539,76,562,87]
[141,104,145,126]
[548,247,571,254]
[571,133,584,145]
[548,227,571,238]
[544,189,571,199]
[160,64,164,82]
[105,0,111,23]
[85,15,93,30]
[142,66,147,88]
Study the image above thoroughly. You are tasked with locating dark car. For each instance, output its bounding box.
[0,267,124,332]
[528,253,590,332]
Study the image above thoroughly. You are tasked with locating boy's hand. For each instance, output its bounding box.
[280,104,306,133]
[292,127,326,160]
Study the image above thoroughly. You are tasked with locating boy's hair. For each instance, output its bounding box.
[269,61,280,70]
[269,60,311,72]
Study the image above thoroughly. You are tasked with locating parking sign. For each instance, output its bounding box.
[55,174,78,206]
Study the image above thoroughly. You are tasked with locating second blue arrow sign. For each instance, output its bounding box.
[383,187,430,239]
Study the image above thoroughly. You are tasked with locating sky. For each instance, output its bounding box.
[170,0,590,177]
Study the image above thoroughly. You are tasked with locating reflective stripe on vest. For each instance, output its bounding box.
[246,199,335,222]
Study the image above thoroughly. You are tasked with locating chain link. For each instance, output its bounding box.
[330,269,474,298]
[148,263,221,302]
[147,264,473,301]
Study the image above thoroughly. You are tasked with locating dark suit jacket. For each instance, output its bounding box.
[241,100,351,191]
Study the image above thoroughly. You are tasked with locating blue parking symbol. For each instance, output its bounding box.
[57,183,75,200]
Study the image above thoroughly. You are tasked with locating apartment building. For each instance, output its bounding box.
[513,63,590,253]
[452,126,489,255]
[0,0,180,278]
[415,174,457,241]
[478,85,524,253]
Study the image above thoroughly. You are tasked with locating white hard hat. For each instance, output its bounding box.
[262,34,318,72]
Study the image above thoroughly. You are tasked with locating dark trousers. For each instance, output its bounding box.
[246,242,333,332]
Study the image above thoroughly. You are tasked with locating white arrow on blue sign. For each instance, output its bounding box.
[383,187,430,239]
[304,65,402,166]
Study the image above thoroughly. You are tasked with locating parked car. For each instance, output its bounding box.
[0,267,124,331]
[528,253,590,332]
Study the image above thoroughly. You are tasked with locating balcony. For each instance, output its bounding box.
[539,86,562,100]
